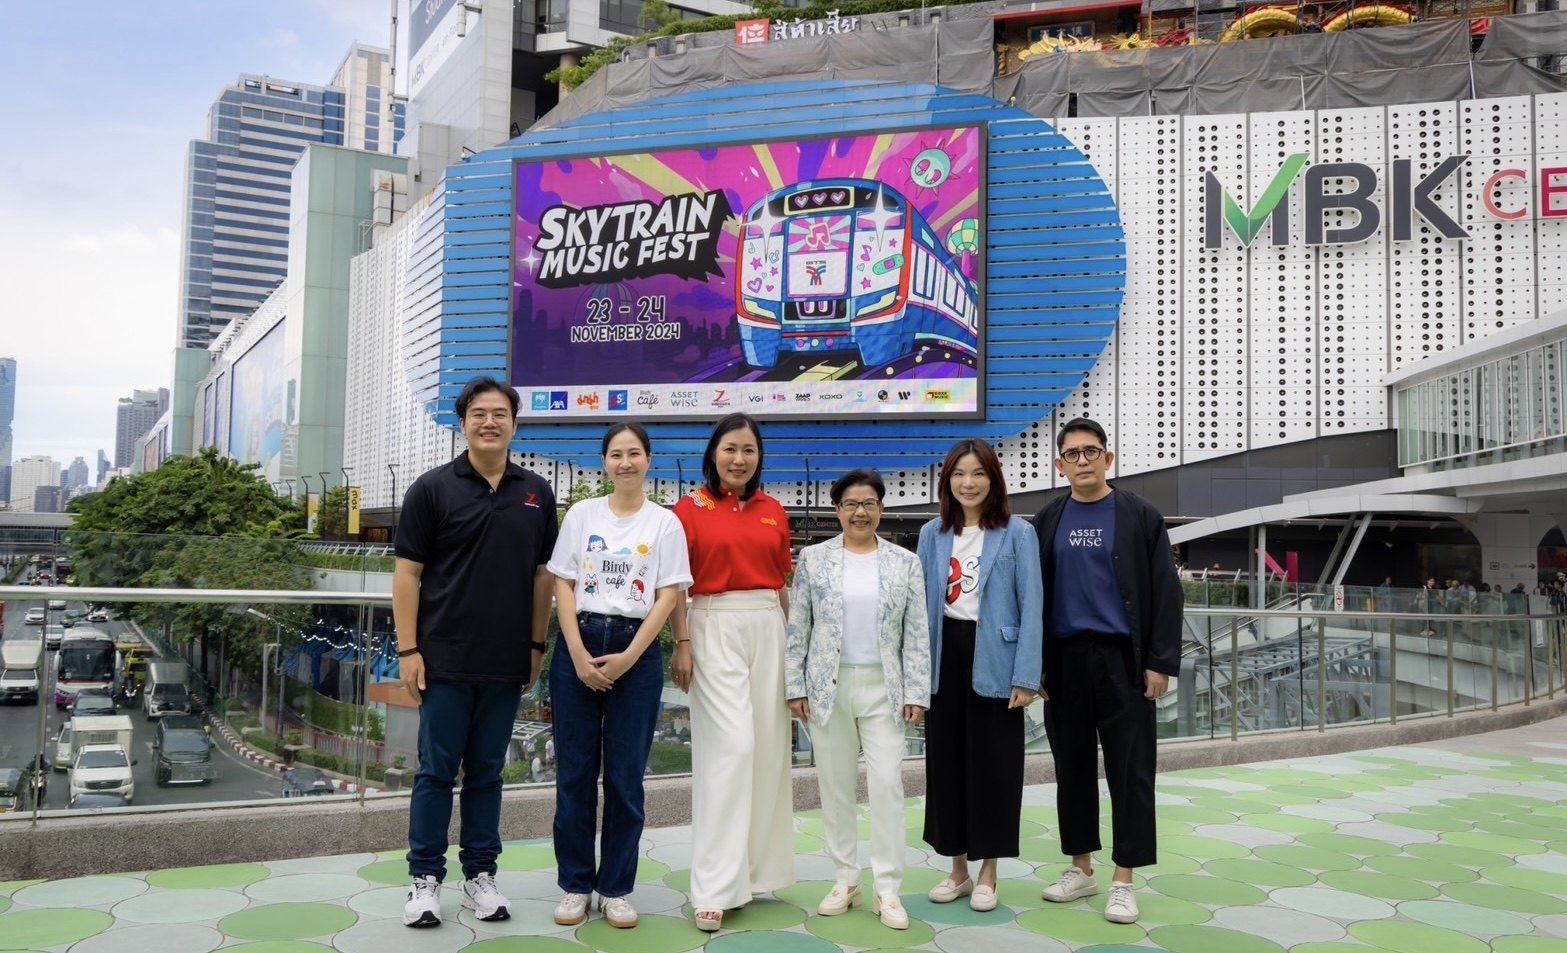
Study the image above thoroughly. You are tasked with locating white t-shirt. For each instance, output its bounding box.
[547,496,692,618]
[943,526,982,621]
[840,548,881,664]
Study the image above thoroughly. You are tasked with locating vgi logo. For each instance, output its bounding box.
[748,394,765,403]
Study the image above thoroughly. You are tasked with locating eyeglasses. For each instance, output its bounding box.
[465,410,516,424]
[1059,446,1105,464]
[837,500,882,512]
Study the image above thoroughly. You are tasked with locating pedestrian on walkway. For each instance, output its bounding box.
[917,438,1043,913]
[672,413,796,932]
[785,469,929,930]
[394,376,558,928]
[547,423,691,930]
[1031,418,1182,925]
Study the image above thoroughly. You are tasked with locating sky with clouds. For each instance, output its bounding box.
[0,1,400,473]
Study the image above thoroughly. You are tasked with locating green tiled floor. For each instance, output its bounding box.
[4,727,1567,952]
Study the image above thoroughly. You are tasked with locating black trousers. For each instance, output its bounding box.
[1041,633,1158,869]
[923,618,1024,860]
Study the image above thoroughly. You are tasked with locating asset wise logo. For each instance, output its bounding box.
[670,389,700,409]
[609,389,628,411]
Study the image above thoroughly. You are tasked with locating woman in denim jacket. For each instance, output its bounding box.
[916,439,1044,912]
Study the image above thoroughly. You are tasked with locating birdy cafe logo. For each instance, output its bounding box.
[1205,153,1567,249]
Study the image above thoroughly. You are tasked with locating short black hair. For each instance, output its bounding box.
[702,413,764,499]
[455,376,519,419]
[601,422,651,456]
[829,469,884,505]
[1056,416,1109,452]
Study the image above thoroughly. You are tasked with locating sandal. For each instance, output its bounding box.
[695,909,723,932]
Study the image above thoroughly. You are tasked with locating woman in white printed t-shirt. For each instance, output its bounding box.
[546,423,692,931]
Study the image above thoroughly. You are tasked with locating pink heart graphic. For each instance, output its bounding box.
[811,194,826,205]
[831,191,846,202]
[746,277,764,293]
[793,196,808,208]
[765,285,775,293]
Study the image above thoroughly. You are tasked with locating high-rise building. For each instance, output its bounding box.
[8,455,58,513]
[32,485,61,514]
[0,357,14,505]
[175,44,405,349]
[114,388,168,469]
[96,449,109,487]
[66,456,88,492]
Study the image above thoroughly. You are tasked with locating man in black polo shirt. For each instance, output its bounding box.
[395,376,558,927]
[1031,418,1182,925]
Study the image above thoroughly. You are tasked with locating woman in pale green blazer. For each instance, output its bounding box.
[785,469,931,931]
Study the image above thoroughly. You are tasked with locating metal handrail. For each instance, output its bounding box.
[0,585,388,607]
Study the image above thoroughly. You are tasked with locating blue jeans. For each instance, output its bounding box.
[551,612,664,897]
[407,679,523,881]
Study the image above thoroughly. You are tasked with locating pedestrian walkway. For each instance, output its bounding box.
[3,721,1566,953]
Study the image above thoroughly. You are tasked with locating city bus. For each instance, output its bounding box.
[54,628,116,710]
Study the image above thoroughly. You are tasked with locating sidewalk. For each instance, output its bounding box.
[2,721,1565,952]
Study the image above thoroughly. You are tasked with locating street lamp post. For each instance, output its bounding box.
[261,638,281,735]
[387,463,400,540]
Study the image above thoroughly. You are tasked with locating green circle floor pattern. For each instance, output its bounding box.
[0,908,114,950]
[1347,920,1490,953]
[1017,907,1142,946]
[468,939,594,953]
[805,906,938,947]
[575,914,705,953]
[706,932,842,953]
[221,944,336,953]
[145,863,270,889]
[1147,924,1286,953]
[218,902,357,941]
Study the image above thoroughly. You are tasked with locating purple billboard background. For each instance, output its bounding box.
[511,127,983,411]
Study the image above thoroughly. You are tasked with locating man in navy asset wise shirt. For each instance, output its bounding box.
[1029,418,1183,926]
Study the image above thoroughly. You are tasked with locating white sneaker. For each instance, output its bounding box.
[600,895,638,928]
[461,872,510,921]
[555,892,589,926]
[1105,881,1139,923]
[1042,867,1099,903]
[403,875,442,927]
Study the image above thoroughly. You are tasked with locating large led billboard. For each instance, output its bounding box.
[511,127,985,420]
[227,321,285,482]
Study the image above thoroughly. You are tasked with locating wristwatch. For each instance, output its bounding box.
[531,640,547,652]
[397,646,420,658]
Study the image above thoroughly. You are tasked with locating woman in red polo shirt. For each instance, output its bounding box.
[671,412,795,932]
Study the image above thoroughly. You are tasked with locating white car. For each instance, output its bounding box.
[47,599,67,610]
[44,625,66,649]
[69,744,135,804]
[24,608,45,625]
[87,608,110,623]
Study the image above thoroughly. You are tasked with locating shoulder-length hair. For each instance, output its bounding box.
[701,413,764,500]
[936,438,1010,534]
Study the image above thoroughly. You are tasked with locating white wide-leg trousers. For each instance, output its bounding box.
[809,663,907,896]
[688,590,795,910]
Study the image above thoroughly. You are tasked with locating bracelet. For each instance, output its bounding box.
[397,646,420,658]
[531,640,547,652]
[675,639,691,644]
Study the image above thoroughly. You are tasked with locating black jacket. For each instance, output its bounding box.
[1031,487,1184,693]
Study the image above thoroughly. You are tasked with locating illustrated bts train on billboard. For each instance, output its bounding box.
[733,179,979,369]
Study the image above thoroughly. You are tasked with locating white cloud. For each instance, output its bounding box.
[1,224,178,463]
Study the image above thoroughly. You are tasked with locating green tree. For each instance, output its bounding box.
[313,485,351,540]
[641,0,680,29]
[65,447,309,684]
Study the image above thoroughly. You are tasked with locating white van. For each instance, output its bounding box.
[54,714,133,772]
[70,744,135,804]
[0,640,43,705]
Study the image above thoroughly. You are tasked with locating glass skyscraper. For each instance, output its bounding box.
[0,357,14,505]
[176,44,405,349]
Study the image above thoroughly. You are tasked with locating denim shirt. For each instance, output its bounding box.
[917,516,1045,699]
